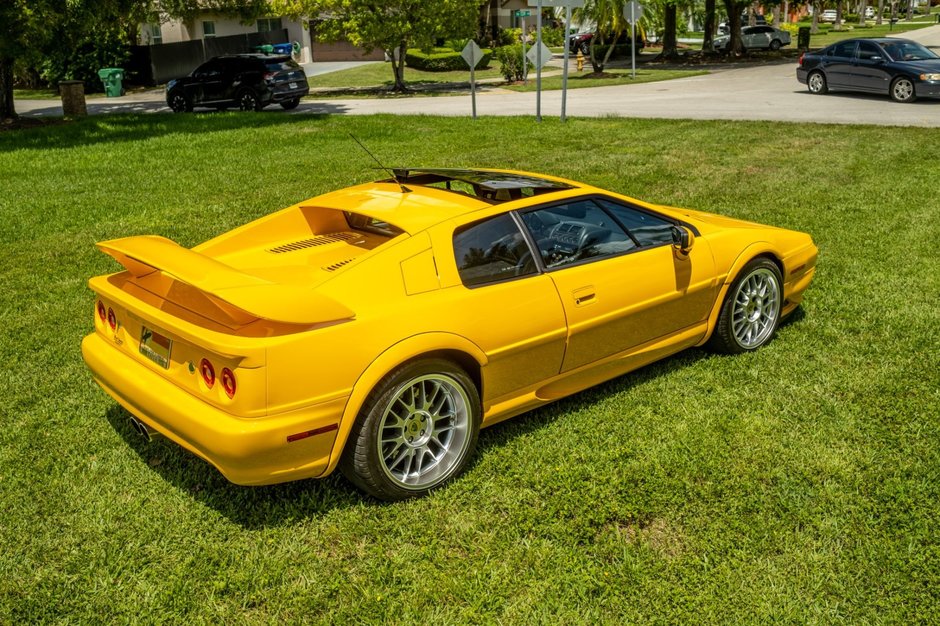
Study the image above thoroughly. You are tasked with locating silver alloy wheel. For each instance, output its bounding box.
[377,374,471,490]
[808,72,826,94]
[892,78,914,102]
[730,267,781,349]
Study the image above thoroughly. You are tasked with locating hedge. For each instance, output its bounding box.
[405,47,493,72]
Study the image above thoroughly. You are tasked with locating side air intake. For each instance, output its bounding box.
[267,232,356,254]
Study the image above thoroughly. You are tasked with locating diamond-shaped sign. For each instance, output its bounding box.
[461,40,483,69]
[624,1,644,23]
[526,42,553,70]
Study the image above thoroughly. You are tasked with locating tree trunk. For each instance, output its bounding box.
[749,2,758,25]
[906,0,913,20]
[773,5,781,25]
[835,1,843,30]
[702,0,717,52]
[811,1,820,33]
[859,0,867,23]
[0,56,16,122]
[661,4,679,58]
[588,31,603,72]
[783,0,790,23]
[723,0,747,54]
[876,0,883,24]
[388,42,409,92]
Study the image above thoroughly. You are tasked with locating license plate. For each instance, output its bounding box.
[139,326,172,369]
[289,82,298,89]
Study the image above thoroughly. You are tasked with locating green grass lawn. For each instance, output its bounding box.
[807,19,934,45]
[504,68,708,92]
[1,113,938,623]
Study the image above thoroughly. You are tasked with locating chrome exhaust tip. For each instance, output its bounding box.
[129,417,153,442]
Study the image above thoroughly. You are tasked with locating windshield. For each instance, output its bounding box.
[265,60,301,72]
[881,41,938,62]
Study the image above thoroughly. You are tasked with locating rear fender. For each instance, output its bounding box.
[321,332,488,477]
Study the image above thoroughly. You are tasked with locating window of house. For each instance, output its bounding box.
[148,23,162,45]
[453,214,537,287]
[257,18,283,33]
[203,21,216,38]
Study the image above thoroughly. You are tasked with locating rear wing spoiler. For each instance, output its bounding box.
[96,235,354,325]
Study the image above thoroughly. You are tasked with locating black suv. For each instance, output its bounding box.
[166,54,309,112]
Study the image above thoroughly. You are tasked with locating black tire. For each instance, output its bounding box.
[769,39,782,51]
[807,70,828,95]
[890,77,917,103]
[237,90,262,111]
[168,91,192,113]
[579,42,589,55]
[280,98,300,110]
[339,359,481,501]
[707,258,783,355]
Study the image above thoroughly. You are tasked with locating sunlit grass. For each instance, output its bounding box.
[0,113,938,623]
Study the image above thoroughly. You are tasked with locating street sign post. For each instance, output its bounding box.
[623,1,644,79]
[461,40,483,119]
[529,0,584,122]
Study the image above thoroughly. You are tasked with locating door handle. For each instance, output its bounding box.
[572,286,596,306]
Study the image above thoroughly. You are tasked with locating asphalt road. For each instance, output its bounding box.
[16,24,940,127]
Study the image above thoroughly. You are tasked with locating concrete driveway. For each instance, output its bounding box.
[16,25,940,127]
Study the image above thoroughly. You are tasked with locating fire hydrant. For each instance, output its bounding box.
[576,50,584,72]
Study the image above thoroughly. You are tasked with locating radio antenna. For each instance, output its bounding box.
[349,134,411,193]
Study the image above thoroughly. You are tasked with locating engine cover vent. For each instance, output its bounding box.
[268,232,356,254]
[323,258,355,272]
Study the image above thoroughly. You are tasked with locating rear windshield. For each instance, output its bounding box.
[265,60,301,72]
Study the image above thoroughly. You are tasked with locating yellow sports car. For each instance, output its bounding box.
[82,169,817,500]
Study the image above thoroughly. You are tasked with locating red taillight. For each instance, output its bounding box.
[97,301,106,321]
[798,53,804,66]
[107,307,116,330]
[221,368,236,398]
[263,71,276,82]
[200,359,215,388]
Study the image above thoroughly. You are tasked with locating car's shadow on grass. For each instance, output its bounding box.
[104,308,808,527]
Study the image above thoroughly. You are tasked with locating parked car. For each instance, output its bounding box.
[713,25,792,51]
[165,54,309,113]
[820,9,838,22]
[718,13,767,34]
[865,6,875,18]
[82,168,817,500]
[797,37,940,102]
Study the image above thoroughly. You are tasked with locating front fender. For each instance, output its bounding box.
[699,241,783,345]
[321,332,488,477]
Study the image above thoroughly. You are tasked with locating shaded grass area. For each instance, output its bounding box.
[807,19,935,45]
[503,68,707,92]
[0,114,938,623]
[310,62,504,90]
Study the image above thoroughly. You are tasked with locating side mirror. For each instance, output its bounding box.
[672,225,695,258]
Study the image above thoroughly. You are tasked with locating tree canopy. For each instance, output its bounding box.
[276,0,483,91]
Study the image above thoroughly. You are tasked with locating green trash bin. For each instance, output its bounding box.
[97,68,125,97]
[797,26,811,51]
[253,44,274,54]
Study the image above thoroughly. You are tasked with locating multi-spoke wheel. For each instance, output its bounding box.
[890,77,916,103]
[807,71,828,95]
[168,91,192,113]
[237,90,261,111]
[708,258,783,354]
[340,359,480,500]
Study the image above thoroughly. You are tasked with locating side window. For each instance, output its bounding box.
[453,214,537,287]
[858,42,881,61]
[522,200,635,269]
[595,198,676,247]
[193,60,222,78]
[832,41,857,59]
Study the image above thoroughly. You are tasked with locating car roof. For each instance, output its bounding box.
[302,168,585,234]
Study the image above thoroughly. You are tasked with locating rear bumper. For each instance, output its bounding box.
[82,332,346,485]
[271,84,310,103]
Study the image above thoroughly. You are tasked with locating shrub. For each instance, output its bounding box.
[590,43,641,60]
[405,47,493,72]
[494,45,525,81]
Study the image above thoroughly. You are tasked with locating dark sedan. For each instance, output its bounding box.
[797,38,940,103]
